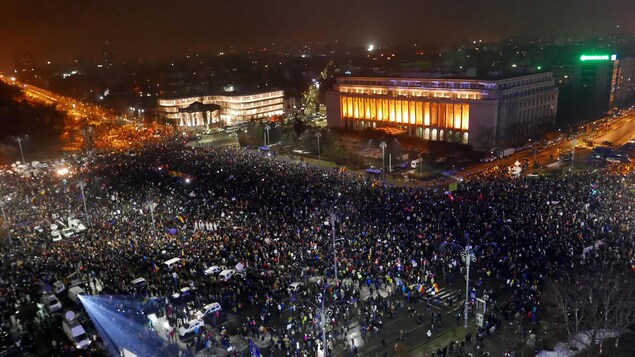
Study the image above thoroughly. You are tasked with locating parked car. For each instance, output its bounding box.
[218,269,235,282]
[52,281,66,295]
[204,265,226,275]
[480,156,497,163]
[67,218,87,233]
[41,295,62,313]
[287,282,304,294]
[195,303,222,320]
[170,287,195,305]
[178,319,204,337]
[139,296,165,316]
[62,319,91,349]
[131,277,147,290]
[60,228,74,239]
[68,286,86,304]
[50,224,62,242]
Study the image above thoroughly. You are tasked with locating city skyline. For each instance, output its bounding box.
[1,0,634,70]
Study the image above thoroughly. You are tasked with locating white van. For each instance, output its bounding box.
[68,286,86,304]
[62,319,92,349]
[164,257,181,270]
[410,158,423,169]
[131,277,147,290]
[219,269,235,282]
[53,281,66,295]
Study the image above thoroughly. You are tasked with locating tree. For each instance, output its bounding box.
[550,260,635,356]
[471,124,497,152]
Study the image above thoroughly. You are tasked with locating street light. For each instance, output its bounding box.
[441,233,496,329]
[379,141,387,176]
[329,211,344,286]
[147,199,158,240]
[571,136,576,174]
[78,181,90,227]
[264,124,271,146]
[14,136,26,163]
[316,132,322,165]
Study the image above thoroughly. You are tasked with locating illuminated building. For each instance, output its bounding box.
[573,53,619,116]
[615,56,635,106]
[325,73,558,150]
[158,89,284,127]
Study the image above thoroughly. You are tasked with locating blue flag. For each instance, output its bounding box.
[249,339,261,357]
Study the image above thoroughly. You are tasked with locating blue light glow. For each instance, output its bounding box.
[79,294,181,356]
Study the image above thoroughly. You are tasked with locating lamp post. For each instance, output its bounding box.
[441,233,496,329]
[15,137,25,163]
[571,136,576,173]
[380,141,387,176]
[78,181,90,227]
[330,212,345,285]
[147,199,158,240]
[264,124,271,146]
[316,132,322,165]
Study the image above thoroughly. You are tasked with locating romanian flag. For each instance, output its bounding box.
[176,215,186,224]
[152,262,159,273]
[418,284,425,294]
[433,282,439,293]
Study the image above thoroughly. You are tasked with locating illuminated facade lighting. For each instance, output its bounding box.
[325,74,559,150]
[158,90,284,127]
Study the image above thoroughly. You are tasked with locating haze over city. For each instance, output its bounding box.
[1,1,635,357]
[1,0,634,68]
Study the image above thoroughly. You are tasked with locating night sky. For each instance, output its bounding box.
[0,0,633,69]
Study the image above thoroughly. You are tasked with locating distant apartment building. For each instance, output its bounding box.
[158,89,284,127]
[615,56,635,106]
[325,73,558,150]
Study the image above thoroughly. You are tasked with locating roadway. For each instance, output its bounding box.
[463,111,635,178]
[0,75,114,123]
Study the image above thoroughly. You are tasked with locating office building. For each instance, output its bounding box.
[158,89,284,127]
[325,73,558,150]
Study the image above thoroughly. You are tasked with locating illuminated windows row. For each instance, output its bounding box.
[340,96,469,130]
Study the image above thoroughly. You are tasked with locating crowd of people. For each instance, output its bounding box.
[0,135,633,356]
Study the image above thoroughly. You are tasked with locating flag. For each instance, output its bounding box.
[176,215,186,224]
[152,262,159,273]
[249,339,261,357]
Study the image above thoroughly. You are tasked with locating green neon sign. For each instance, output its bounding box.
[580,54,617,61]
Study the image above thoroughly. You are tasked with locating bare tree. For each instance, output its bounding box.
[551,260,635,356]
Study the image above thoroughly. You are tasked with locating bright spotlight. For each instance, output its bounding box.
[56,167,70,176]
[79,294,184,356]
[368,44,374,51]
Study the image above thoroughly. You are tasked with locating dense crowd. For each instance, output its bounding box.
[0,137,634,356]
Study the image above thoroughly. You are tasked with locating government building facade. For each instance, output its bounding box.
[158,90,284,127]
[325,73,558,150]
